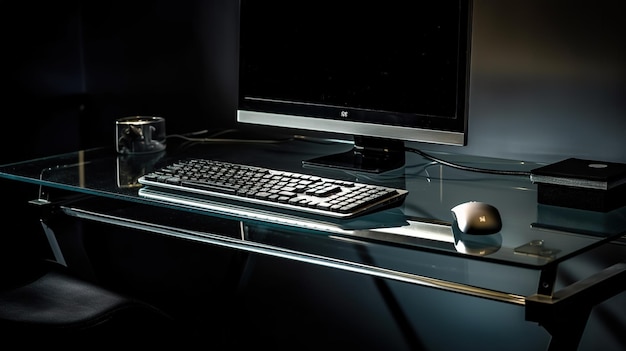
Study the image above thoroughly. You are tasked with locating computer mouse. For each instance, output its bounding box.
[451,201,502,235]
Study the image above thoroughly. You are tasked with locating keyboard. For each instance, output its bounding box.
[137,158,408,219]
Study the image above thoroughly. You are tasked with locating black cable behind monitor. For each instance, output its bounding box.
[405,147,532,178]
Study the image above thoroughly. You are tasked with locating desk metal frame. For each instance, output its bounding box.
[32,189,626,351]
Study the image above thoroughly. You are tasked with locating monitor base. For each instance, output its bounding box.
[303,137,406,174]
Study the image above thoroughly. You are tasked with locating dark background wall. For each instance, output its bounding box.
[2,0,625,164]
[444,1,626,163]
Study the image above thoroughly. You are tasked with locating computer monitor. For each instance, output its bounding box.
[237,1,473,173]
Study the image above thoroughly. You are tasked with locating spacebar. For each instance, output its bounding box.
[180,180,239,194]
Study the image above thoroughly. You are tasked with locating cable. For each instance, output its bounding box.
[166,129,357,146]
[166,128,532,177]
[166,134,293,144]
[405,146,532,177]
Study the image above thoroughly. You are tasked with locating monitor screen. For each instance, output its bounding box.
[237,1,473,173]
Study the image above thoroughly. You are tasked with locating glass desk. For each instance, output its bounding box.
[1,137,625,350]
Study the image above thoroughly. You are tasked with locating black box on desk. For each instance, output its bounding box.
[530,158,626,212]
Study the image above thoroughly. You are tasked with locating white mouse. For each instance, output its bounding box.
[451,201,502,235]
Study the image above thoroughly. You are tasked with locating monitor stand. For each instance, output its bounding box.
[302,136,406,174]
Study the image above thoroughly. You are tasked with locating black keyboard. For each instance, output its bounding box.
[137,158,408,219]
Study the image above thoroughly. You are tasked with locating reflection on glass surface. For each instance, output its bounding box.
[116,151,165,188]
[534,204,626,237]
[452,224,503,256]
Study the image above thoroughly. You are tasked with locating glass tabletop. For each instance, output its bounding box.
[2,137,625,271]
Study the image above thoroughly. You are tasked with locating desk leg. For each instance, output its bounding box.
[40,220,67,266]
[29,191,101,279]
[540,305,591,351]
[525,261,626,351]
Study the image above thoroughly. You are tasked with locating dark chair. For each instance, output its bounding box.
[0,260,191,347]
